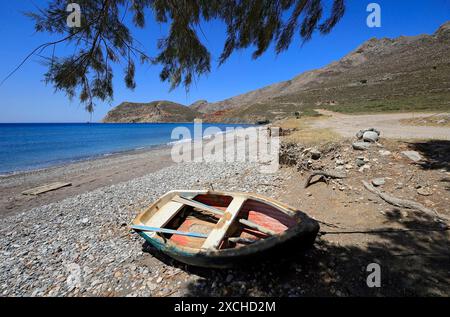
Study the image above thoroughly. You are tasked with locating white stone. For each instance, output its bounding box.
[401,151,423,162]
[372,178,385,186]
[379,150,391,156]
[352,142,371,150]
[363,131,379,142]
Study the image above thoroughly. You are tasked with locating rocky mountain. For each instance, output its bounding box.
[104,22,450,124]
[102,101,200,123]
[189,100,209,109]
[193,21,450,123]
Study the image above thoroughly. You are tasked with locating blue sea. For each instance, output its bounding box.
[0,123,252,174]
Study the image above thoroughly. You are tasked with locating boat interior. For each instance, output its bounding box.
[137,192,298,251]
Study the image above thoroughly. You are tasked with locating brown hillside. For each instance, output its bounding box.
[103,101,200,123]
[194,21,450,123]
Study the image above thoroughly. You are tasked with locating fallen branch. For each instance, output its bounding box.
[257,183,281,188]
[315,219,345,229]
[304,170,347,188]
[362,180,448,223]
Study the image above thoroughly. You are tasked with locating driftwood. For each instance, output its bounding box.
[22,182,72,195]
[257,183,281,188]
[362,180,448,223]
[304,170,347,188]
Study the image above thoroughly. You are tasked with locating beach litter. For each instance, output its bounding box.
[22,182,72,195]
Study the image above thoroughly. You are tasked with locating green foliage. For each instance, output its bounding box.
[26,0,345,112]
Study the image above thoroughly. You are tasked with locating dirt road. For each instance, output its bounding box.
[311,110,450,140]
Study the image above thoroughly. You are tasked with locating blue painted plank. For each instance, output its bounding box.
[131,224,208,238]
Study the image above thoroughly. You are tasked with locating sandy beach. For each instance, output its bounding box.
[0,146,174,218]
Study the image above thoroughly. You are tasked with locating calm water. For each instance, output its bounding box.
[0,123,252,174]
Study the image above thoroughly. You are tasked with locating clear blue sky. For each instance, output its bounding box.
[0,0,449,122]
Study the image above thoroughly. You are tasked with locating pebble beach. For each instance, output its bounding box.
[0,127,286,296]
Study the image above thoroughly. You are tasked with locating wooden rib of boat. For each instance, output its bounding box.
[131,190,319,268]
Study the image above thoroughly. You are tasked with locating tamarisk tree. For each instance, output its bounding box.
[19,0,345,112]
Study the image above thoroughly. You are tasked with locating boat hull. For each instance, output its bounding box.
[138,211,319,268]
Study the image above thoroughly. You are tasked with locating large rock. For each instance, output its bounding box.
[352,142,371,150]
[356,128,380,139]
[363,131,379,143]
[401,151,423,162]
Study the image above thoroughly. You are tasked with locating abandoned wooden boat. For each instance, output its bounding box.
[131,190,319,268]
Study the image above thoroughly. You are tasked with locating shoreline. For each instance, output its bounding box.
[0,143,172,179]
[0,125,264,218]
[0,123,256,177]
[0,145,174,218]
